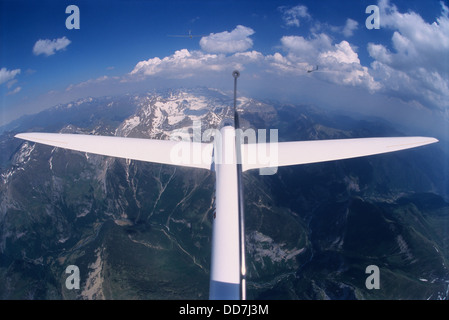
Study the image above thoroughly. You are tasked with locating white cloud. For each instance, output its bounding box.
[6,79,18,89]
[233,50,264,62]
[0,67,21,85]
[199,25,254,53]
[367,43,392,64]
[314,18,358,38]
[319,41,380,90]
[320,41,360,65]
[279,5,310,27]
[33,36,71,56]
[342,18,358,37]
[271,34,381,92]
[66,75,116,92]
[367,0,449,110]
[130,28,381,95]
[130,49,230,78]
[280,33,333,62]
[129,48,269,82]
[7,86,21,95]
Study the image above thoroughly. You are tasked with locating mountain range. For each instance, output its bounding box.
[0,88,448,299]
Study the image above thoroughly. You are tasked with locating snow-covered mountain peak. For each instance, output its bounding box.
[117,88,234,139]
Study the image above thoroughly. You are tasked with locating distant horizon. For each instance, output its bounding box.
[2,85,447,145]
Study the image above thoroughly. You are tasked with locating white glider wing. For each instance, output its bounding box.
[15,132,214,170]
[242,136,438,172]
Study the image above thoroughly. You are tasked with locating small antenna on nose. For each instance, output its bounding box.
[232,70,240,129]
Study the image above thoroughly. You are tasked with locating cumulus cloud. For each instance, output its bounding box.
[269,34,380,92]
[279,5,310,27]
[320,41,360,65]
[130,49,229,78]
[129,47,269,81]
[280,33,333,62]
[33,36,71,56]
[199,25,254,53]
[320,41,380,90]
[233,50,264,62]
[366,0,449,110]
[130,27,381,94]
[0,67,21,85]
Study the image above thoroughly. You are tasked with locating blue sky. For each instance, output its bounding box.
[1,0,448,137]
